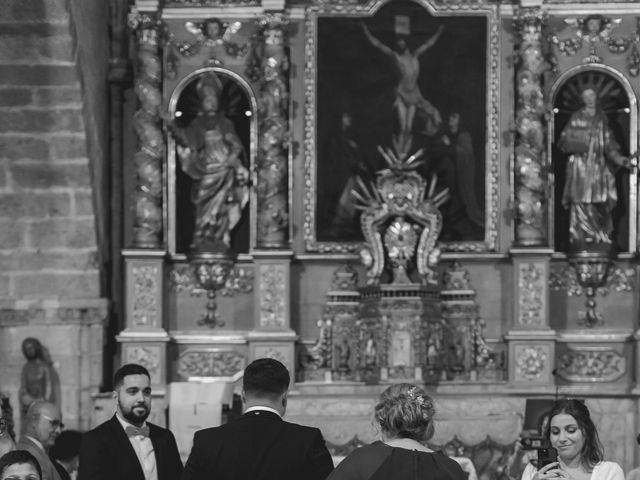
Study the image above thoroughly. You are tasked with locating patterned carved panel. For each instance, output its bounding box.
[132,265,159,326]
[514,345,549,382]
[125,345,162,384]
[557,349,626,383]
[176,350,245,379]
[258,264,286,328]
[518,263,545,327]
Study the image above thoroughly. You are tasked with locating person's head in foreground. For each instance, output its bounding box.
[242,358,290,416]
[545,399,603,470]
[50,430,82,475]
[374,383,435,443]
[0,450,42,480]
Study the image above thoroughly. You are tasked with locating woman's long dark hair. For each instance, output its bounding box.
[544,399,603,469]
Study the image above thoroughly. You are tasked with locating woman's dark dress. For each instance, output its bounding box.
[327,441,467,480]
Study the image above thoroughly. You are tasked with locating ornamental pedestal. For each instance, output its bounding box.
[249,251,297,381]
[507,249,556,386]
[118,250,170,424]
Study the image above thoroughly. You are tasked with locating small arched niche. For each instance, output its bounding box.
[167,67,256,255]
[550,66,637,253]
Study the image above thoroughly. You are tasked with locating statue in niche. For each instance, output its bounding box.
[172,72,250,253]
[335,337,351,373]
[19,338,53,428]
[361,19,445,146]
[364,336,377,368]
[558,85,632,251]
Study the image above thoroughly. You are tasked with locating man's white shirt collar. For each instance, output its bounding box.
[244,406,282,417]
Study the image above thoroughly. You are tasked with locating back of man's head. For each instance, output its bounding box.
[113,363,150,389]
[243,358,290,401]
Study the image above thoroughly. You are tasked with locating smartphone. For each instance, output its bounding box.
[537,447,558,469]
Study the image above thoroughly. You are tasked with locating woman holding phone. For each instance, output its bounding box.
[521,399,624,480]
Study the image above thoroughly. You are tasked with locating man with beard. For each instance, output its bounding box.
[77,364,182,480]
[17,400,63,480]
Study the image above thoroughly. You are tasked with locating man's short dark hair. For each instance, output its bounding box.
[0,449,42,478]
[50,430,82,462]
[243,358,290,398]
[113,364,150,389]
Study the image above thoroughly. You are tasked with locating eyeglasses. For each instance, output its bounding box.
[40,413,64,430]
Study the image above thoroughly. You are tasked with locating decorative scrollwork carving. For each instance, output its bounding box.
[557,349,625,382]
[168,264,254,297]
[125,346,161,383]
[177,350,245,379]
[549,15,637,69]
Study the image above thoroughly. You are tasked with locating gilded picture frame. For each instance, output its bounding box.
[303,0,500,254]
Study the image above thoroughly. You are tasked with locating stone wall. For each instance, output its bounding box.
[0,0,108,432]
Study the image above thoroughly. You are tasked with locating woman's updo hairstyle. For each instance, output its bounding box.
[374,383,435,442]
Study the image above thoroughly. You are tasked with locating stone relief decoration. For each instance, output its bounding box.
[513,8,552,246]
[556,348,625,383]
[125,346,161,384]
[132,265,158,326]
[550,15,640,74]
[164,19,250,78]
[258,264,286,327]
[517,262,544,327]
[177,350,245,379]
[549,262,634,326]
[246,14,290,248]
[168,264,254,297]
[129,10,164,248]
[514,345,547,381]
[353,146,447,286]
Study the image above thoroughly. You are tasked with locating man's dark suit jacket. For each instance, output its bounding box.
[78,415,183,480]
[181,410,334,480]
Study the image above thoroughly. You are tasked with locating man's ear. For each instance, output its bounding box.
[112,389,118,402]
[281,391,288,408]
[240,390,246,405]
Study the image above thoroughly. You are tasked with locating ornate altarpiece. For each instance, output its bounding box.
[114,0,640,473]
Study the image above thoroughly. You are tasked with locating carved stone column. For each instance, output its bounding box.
[506,249,556,387]
[118,250,169,424]
[248,251,297,380]
[129,10,164,249]
[513,8,549,246]
[250,14,290,249]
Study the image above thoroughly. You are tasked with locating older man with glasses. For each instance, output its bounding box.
[17,400,63,480]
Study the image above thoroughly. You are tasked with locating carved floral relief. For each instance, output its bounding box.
[518,263,545,327]
[515,345,548,381]
[132,265,159,327]
[557,349,626,382]
[258,264,286,328]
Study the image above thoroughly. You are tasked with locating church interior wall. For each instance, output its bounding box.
[4,0,640,476]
